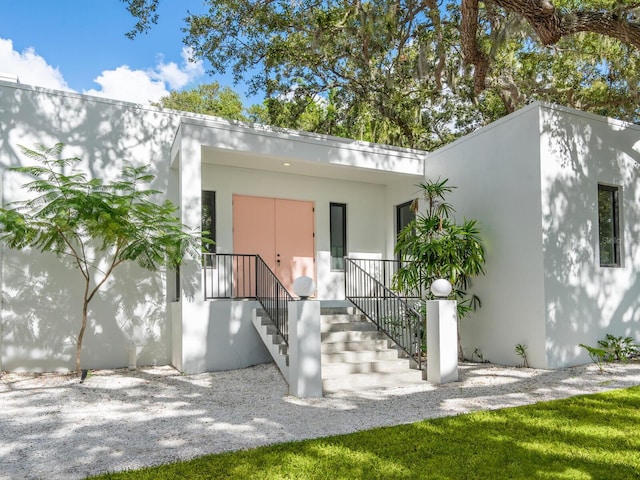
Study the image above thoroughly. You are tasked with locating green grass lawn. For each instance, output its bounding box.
[92,386,640,480]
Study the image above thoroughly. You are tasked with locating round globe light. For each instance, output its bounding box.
[431,278,452,297]
[293,276,316,299]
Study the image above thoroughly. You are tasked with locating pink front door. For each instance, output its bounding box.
[233,195,315,295]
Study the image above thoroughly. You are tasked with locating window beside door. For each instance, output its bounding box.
[396,200,415,261]
[202,190,216,254]
[330,203,346,271]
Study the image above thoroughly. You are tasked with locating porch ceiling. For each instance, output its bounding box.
[200,146,424,185]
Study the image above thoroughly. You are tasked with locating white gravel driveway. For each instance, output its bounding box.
[1,361,639,480]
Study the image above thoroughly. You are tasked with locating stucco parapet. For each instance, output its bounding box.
[178,115,426,162]
[0,79,180,120]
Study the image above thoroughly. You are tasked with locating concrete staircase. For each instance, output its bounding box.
[320,307,424,393]
[253,306,425,394]
[252,310,289,383]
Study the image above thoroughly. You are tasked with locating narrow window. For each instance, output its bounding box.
[330,203,347,271]
[396,200,416,261]
[202,191,216,264]
[396,200,415,236]
[174,267,180,302]
[598,184,621,267]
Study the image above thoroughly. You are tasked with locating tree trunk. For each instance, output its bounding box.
[76,301,89,376]
[76,281,91,376]
[461,0,490,94]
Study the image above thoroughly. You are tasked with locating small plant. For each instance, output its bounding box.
[580,334,639,372]
[0,144,205,375]
[471,348,486,363]
[579,343,607,372]
[393,178,486,360]
[598,334,639,362]
[515,343,529,368]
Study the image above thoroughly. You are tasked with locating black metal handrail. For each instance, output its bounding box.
[345,258,424,369]
[346,258,399,288]
[202,253,291,345]
[345,258,423,299]
[255,255,292,345]
[203,253,257,299]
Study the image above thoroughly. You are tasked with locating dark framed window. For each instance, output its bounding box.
[598,184,621,267]
[202,190,216,255]
[396,201,416,261]
[396,200,415,236]
[330,203,347,271]
[174,266,180,302]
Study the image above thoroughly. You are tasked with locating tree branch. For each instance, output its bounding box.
[492,0,640,47]
[461,0,640,94]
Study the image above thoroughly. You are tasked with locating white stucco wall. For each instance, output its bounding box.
[0,81,180,371]
[426,103,640,369]
[426,104,548,367]
[539,106,640,367]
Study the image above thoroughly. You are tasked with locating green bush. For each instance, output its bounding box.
[580,334,639,370]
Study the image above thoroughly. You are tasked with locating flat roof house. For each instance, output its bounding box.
[1,79,638,384]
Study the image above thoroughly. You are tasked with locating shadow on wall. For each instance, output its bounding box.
[2,253,77,371]
[541,109,640,367]
[0,85,177,189]
[0,84,182,371]
[1,249,174,371]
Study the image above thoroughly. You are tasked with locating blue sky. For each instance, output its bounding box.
[0,1,258,105]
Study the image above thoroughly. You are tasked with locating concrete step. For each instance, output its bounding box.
[320,313,367,325]
[321,349,400,363]
[322,369,424,393]
[256,305,425,394]
[321,329,387,343]
[322,358,415,377]
[320,306,355,315]
[321,339,392,353]
[252,315,289,376]
[321,321,378,333]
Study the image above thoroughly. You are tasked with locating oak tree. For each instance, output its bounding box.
[123,0,640,149]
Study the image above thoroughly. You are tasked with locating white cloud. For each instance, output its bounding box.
[0,38,205,105]
[0,38,71,91]
[85,47,205,104]
[153,47,205,91]
[83,66,170,105]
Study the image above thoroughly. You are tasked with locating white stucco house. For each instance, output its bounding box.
[1,78,638,378]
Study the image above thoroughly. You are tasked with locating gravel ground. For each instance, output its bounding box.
[1,360,640,480]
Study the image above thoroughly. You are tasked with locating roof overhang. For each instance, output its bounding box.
[175,116,425,185]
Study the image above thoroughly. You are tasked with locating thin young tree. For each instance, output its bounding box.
[0,144,204,375]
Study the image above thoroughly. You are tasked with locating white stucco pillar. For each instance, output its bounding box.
[174,128,208,374]
[426,299,459,384]
[288,300,323,398]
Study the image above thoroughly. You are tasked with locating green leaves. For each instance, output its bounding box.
[0,146,201,271]
[0,143,206,373]
[154,82,248,121]
[394,179,486,320]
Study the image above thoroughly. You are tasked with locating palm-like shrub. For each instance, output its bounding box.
[393,179,486,358]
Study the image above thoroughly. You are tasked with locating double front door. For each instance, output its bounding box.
[233,195,315,295]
